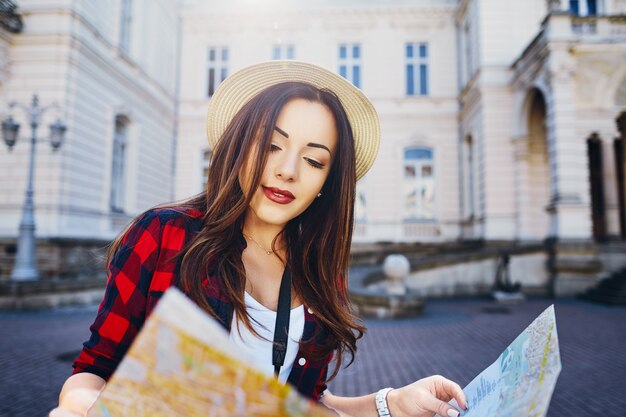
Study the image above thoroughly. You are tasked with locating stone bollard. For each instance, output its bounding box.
[383,254,409,295]
[350,254,424,318]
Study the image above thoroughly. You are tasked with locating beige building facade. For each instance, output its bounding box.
[177,0,626,249]
[0,0,180,242]
[1,1,624,296]
[457,0,626,245]
[177,0,462,242]
[174,0,626,296]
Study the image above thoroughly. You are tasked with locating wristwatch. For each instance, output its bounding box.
[375,387,394,417]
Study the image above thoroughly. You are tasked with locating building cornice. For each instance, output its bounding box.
[180,0,456,17]
[185,13,453,36]
[182,5,454,32]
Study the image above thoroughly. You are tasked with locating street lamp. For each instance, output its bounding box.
[1,116,19,148]
[50,119,67,150]
[2,94,66,281]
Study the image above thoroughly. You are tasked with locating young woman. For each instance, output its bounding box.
[50,61,467,417]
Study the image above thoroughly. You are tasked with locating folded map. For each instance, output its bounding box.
[450,305,562,417]
[87,287,334,417]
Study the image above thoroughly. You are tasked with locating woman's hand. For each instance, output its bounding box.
[50,372,106,417]
[49,388,101,417]
[386,375,467,417]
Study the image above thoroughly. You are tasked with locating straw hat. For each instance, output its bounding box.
[206,60,380,181]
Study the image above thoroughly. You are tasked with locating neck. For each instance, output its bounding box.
[242,212,286,252]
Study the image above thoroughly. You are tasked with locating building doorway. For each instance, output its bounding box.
[615,112,626,239]
[587,134,607,241]
[524,88,550,240]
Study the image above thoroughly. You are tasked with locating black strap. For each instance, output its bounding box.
[273,266,292,376]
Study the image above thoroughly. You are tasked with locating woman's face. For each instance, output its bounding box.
[241,98,338,229]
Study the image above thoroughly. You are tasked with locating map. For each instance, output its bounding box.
[456,305,562,417]
[87,288,334,417]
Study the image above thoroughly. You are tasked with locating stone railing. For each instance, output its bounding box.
[570,15,626,36]
[403,221,440,238]
[536,11,626,38]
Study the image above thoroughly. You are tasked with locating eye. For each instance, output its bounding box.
[269,143,281,152]
[305,158,324,169]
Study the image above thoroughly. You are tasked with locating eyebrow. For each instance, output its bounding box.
[274,126,289,138]
[274,126,332,155]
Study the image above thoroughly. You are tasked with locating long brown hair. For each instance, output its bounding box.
[107,82,365,380]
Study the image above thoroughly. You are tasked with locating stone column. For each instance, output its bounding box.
[544,46,593,240]
[596,121,622,239]
[512,135,532,240]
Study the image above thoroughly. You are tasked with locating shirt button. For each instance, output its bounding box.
[298,357,307,366]
[307,308,314,314]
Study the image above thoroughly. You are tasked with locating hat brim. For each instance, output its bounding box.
[206,60,380,181]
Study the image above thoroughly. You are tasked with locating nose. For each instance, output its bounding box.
[274,150,298,181]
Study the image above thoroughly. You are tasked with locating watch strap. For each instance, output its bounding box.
[375,387,394,417]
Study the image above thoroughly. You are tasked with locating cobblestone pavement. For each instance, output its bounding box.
[1,297,624,417]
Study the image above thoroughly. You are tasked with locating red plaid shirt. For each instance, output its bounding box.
[72,207,332,400]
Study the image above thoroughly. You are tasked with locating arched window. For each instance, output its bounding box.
[403,147,435,220]
[110,115,129,212]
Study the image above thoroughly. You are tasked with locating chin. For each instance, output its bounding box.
[253,208,296,227]
[257,203,311,226]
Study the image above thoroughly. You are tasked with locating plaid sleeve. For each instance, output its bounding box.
[72,210,163,380]
[313,350,334,400]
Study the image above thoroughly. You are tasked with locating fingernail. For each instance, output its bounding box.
[447,409,460,417]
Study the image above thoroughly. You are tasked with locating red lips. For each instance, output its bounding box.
[262,186,295,204]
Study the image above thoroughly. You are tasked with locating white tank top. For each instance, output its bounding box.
[228,291,305,383]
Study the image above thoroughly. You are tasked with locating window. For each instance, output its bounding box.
[207,47,228,97]
[569,0,600,16]
[338,44,361,88]
[110,116,129,212]
[201,149,212,191]
[272,44,295,60]
[403,147,435,220]
[119,0,132,53]
[406,43,429,96]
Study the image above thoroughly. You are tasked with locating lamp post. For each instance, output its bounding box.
[2,94,66,281]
